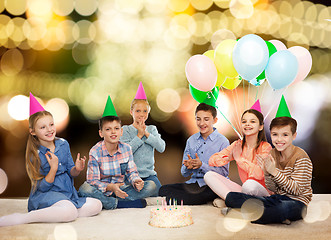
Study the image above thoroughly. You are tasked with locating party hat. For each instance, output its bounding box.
[250,99,261,113]
[134,82,147,99]
[102,96,118,117]
[30,92,45,116]
[275,95,291,118]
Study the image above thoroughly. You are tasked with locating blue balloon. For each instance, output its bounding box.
[265,50,299,90]
[232,34,269,81]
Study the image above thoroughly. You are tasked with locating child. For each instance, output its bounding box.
[158,103,230,205]
[0,93,102,227]
[78,96,157,209]
[120,83,165,195]
[205,100,272,200]
[224,96,313,224]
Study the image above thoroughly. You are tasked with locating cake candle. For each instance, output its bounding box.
[157,200,159,210]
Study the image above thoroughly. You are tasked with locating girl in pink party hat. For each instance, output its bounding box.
[120,82,165,196]
[0,93,101,227]
[204,100,272,206]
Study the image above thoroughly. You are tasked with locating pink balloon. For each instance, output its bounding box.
[268,40,287,51]
[288,46,312,85]
[185,55,217,92]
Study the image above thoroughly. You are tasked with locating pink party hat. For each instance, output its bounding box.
[250,99,262,113]
[134,82,147,99]
[29,92,45,116]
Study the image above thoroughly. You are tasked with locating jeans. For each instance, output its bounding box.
[142,175,161,197]
[159,182,218,205]
[225,192,307,224]
[78,180,157,210]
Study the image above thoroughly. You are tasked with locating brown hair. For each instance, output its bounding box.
[25,111,53,191]
[270,117,297,134]
[130,99,150,111]
[195,103,217,118]
[241,109,266,150]
[99,116,121,130]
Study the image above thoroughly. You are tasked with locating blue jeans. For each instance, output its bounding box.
[78,180,157,210]
[142,175,161,197]
[225,192,307,224]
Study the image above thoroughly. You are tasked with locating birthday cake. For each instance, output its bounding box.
[149,206,193,228]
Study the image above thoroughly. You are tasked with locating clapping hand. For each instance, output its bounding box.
[232,141,242,161]
[134,179,144,192]
[264,155,277,176]
[45,151,59,170]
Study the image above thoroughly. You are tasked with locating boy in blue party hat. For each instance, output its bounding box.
[78,96,157,209]
[223,95,313,224]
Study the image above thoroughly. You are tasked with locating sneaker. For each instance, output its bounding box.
[213,198,226,208]
[221,207,231,216]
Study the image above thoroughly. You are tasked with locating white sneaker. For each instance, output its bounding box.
[213,198,226,208]
[145,196,166,206]
[221,207,231,216]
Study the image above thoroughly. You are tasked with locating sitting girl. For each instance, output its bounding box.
[204,104,272,200]
[0,93,101,227]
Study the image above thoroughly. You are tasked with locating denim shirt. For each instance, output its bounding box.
[181,128,230,187]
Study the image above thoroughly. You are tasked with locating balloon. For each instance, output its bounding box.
[185,55,218,92]
[232,34,269,81]
[268,40,287,51]
[203,50,227,88]
[221,76,242,90]
[256,41,277,80]
[265,50,299,90]
[189,84,219,107]
[214,39,238,78]
[288,46,312,85]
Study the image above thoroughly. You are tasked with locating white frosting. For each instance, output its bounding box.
[149,206,193,228]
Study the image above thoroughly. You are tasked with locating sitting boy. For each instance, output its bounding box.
[78,96,157,209]
[159,103,230,205]
[224,96,313,224]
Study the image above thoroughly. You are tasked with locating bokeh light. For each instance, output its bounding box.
[5,0,27,16]
[156,88,181,113]
[53,0,74,16]
[7,95,29,121]
[45,98,70,132]
[229,0,254,19]
[0,168,8,194]
[0,49,24,76]
[223,209,248,232]
[75,0,98,17]
[168,0,190,13]
[54,224,77,240]
[304,201,331,223]
[211,29,236,49]
[240,198,264,221]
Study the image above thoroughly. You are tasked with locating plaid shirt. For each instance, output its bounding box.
[87,140,140,196]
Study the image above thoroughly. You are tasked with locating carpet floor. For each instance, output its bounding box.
[0,194,331,240]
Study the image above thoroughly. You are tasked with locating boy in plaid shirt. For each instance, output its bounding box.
[78,96,157,209]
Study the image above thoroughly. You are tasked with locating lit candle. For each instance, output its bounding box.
[181,199,183,207]
[157,199,159,210]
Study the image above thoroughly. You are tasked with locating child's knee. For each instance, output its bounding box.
[204,171,216,183]
[144,180,157,195]
[78,182,94,196]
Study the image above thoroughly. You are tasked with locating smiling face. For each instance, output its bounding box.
[241,112,263,137]
[30,115,56,145]
[270,125,297,153]
[195,110,217,138]
[99,120,123,145]
[130,100,149,124]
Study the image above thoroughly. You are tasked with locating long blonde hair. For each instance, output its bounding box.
[25,111,53,191]
[130,99,151,111]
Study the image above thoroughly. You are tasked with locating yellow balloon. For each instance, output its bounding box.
[203,50,215,61]
[222,76,241,90]
[214,39,238,78]
[216,71,226,88]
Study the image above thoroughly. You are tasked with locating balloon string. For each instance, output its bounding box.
[264,87,287,120]
[243,79,246,111]
[209,90,243,140]
[255,86,259,102]
[234,88,242,133]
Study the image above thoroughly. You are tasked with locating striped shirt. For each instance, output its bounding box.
[87,140,140,196]
[265,146,313,205]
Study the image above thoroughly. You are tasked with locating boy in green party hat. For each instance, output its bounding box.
[223,95,313,224]
[78,96,157,209]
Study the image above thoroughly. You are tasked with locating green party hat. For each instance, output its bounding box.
[102,96,118,117]
[275,95,291,118]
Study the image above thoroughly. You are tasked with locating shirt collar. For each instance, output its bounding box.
[101,140,122,157]
[38,138,64,154]
[196,127,218,141]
